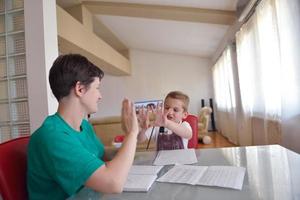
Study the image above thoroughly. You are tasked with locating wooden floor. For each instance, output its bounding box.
[197,131,237,149]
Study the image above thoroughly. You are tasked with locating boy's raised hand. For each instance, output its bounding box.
[153,105,169,127]
[137,107,150,130]
[121,98,139,136]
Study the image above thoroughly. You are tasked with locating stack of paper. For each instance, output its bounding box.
[157,165,246,190]
[124,165,163,192]
[129,165,163,175]
[153,149,198,166]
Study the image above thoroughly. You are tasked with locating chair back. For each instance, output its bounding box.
[183,115,198,148]
[0,136,30,200]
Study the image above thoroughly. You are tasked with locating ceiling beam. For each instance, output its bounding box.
[57,5,131,76]
[83,1,236,25]
[66,4,94,31]
[93,17,129,59]
[66,4,129,58]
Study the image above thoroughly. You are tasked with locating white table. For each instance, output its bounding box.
[72,145,300,200]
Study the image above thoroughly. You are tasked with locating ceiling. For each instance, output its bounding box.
[57,0,239,58]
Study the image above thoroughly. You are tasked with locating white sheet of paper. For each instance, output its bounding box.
[157,165,208,185]
[196,166,246,190]
[153,149,198,166]
[157,165,246,190]
[129,165,163,175]
[124,174,157,192]
[122,165,163,192]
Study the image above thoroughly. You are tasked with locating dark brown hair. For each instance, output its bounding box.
[49,54,104,101]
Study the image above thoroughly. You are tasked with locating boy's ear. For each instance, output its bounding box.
[183,111,188,119]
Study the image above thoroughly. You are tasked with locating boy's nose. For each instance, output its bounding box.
[167,108,173,114]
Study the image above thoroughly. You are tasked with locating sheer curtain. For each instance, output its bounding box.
[275,0,300,153]
[235,0,282,145]
[214,0,300,148]
[212,45,240,144]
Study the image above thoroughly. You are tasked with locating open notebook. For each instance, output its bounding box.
[124,165,163,192]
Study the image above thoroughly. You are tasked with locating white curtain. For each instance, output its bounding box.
[214,0,300,150]
[236,0,282,145]
[275,0,300,153]
[212,45,240,144]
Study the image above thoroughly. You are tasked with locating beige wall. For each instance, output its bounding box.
[92,49,213,118]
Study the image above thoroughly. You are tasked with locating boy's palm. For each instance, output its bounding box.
[137,108,149,130]
[154,108,168,127]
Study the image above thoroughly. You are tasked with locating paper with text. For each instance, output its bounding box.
[153,149,198,166]
[124,174,157,192]
[157,165,246,190]
[157,165,207,185]
[129,165,163,175]
[196,166,246,190]
[123,165,163,192]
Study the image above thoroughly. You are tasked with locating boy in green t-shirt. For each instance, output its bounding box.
[27,54,139,200]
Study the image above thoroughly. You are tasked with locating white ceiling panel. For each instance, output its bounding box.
[98,15,229,57]
[57,0,238,58]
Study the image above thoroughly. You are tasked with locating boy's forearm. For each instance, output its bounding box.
[165,121,192,139]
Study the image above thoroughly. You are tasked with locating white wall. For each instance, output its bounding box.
[25,0,58,132]
[92,49,213,118]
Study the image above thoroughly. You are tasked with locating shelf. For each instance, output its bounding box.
[0,52,25,59]
[0,97,28,104]
[0,74,26,81]
[0,8,23,16]
[0,121,29,126]
[0,30,24,37]
[0,0,29,142]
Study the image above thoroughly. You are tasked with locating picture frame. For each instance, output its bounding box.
[134,99,163,113]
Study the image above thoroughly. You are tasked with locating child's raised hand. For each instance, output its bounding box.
[153,105,169,127]
[137,107,150,130]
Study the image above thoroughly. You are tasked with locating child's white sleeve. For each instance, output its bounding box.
[181,121,192,131]
[181,121,192,149]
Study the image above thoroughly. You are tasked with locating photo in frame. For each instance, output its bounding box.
[134,99,163,114]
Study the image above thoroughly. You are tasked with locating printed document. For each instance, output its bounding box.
[129,165,163,175]
[153,149,198,166]
[124,165,163,192]
[124,174,158,192]
[157,165,246,190]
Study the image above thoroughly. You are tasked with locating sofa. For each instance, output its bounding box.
[90,112,201,150]
[89,116,155,150]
